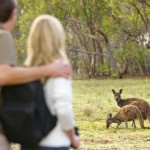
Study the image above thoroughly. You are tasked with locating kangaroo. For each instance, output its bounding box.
[106,105,145,129]
[112,89,150,123]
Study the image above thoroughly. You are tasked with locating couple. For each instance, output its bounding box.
[0,0,80,150]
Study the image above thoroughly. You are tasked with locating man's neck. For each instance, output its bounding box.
[0,21,11,31]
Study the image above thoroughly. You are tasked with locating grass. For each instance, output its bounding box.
[11,78,150,150]
[72,78,150,150]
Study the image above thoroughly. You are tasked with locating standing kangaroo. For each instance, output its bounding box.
[112,89,150,123]
[106,105,145,129]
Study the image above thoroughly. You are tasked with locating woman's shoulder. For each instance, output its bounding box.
[45,77,71,88]
[48,77,71,83]
[44,77,72,97]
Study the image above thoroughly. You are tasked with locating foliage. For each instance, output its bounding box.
[15,0,46,64]
[15,0,150,77]
[99,63,109,76]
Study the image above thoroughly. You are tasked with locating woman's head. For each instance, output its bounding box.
[0,0,17,31]
[25,15,68,66]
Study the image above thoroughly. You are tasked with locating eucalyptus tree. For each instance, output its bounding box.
[15,0,46,64]
[15,0,150,77]
[109,0,150,76]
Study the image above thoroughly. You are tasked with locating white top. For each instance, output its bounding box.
[39,77,74,147]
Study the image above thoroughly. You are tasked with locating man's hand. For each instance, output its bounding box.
[45,59,72,78]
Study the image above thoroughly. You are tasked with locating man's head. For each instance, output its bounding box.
[0,0,18,31]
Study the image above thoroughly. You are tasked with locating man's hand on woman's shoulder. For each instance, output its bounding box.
[45,59,72,78]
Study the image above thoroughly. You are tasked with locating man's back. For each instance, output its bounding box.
[0,29,16,150]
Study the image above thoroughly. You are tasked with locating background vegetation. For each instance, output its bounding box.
[15,0,150,78]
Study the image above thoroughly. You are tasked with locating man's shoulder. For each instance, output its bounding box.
[0,30,14,48]
[0,30,16,65]
[0,30,12,40]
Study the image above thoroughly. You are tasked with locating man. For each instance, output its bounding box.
[0,0,71,86]
[0,0,71,149]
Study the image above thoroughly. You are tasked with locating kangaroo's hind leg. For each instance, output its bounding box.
[146,109,150,125]
[147,116,150,124]
[124,120,128,129]
[132,120,136,128]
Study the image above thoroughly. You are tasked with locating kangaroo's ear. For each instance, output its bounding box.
[112,89,115,94]
[107,113,112,119]
[119,89,123,94]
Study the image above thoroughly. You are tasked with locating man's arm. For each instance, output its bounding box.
[0,60,72,86]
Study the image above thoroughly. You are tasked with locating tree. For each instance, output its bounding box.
[15,0,150,78]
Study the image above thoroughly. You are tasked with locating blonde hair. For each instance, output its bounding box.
[25,15,68,67]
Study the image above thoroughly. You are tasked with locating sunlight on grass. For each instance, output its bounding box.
[12,79,150,150]
[72,79,150,150]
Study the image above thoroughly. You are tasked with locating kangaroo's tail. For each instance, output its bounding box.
[136,107,145,129]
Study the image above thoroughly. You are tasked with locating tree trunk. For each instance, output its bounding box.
[96,28,119,75]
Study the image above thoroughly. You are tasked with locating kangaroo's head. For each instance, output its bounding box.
[106,113,113,128]
[112,89,122,104]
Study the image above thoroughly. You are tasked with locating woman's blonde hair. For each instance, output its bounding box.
[25,15,68,67]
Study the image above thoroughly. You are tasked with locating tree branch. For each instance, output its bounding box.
[67,48,108,57]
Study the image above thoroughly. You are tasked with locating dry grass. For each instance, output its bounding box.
[82,105,94,117]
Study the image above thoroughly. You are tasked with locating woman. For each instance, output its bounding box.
[23,15,80,150]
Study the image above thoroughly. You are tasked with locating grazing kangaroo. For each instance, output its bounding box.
[106,105,145,129]
[112,89,150,123]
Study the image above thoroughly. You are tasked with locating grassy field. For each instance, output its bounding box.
[72,79,150,150]
[11,78,150,150]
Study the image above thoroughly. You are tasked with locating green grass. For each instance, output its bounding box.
[11,78,150,150]
[72,79,150,150]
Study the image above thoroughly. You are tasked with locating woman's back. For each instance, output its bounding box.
[40,77,73,147]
